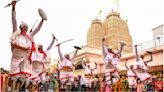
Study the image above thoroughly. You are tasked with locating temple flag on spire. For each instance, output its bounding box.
[96,10,102,19]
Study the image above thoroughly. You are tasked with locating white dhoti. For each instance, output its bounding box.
[10,48,31,80]
[59,71,74,84]
[85,77,92,88]
[31,75,40,85]
[30,51,46,84]
[31,61,45,83]
[134,69,151,83]
[127,70,137,88]
[59,59,74,84]
[135,60,152,83]
[128,77,137,88]
[105,68,119,85]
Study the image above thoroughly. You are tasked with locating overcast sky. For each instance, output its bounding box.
[0,0,163,70]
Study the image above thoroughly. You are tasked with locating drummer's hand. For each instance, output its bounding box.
[56,43,60,46]
[134,45,138,47]
[12,1,16,9]
[12,44,28,51]
[51,33,58,41]
[146,51,152,54]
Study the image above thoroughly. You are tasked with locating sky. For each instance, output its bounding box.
[0,0,163,70]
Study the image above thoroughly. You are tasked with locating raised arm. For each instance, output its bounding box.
[56,44,64,61]
[81,60,86,68]
[102,38,109,57]
[71,49,78,61]
[118,42,126,57]
[134,45,140,61]
[91,61,97,70]
[145,51,153,63]
[71,46,81,60]
[46,34,56,51]
[11,1,17,33]
[125,59,129,70]
[29,19,44,37]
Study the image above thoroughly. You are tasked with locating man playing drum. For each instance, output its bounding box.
[9,0,47,90]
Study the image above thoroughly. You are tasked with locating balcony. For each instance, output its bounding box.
[137,36,164,51]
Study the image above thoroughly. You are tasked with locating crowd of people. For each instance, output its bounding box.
[0,0,163,92]
[1,68,163,92]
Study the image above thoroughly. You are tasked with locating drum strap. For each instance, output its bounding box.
[38,49,47,58]
[20,31,36,61]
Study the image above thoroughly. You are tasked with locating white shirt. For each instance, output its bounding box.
[31,51,44,62]
[137,59,148,70]
[80,76,86,85]
[112,57,120,65]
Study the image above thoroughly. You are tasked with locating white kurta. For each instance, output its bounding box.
[84,65,93,88]
[134,59,151,82]
[10,33,32,78]
[127,69,137,88]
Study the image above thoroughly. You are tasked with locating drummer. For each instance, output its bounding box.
[56,43,81,90]
[81,60,97,91]
[9,0,47,90]
[30,34,56,85]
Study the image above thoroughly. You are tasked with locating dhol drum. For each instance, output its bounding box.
[10,34,32,78]
[11,34,32,50]
[59,59,74,72]
[31,51,44,62]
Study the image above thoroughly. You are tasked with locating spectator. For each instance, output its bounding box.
[48,75,55,92]
[1,68,8,92]
[53,76,59,92]
[105,84,112,92]
[99,77,105,92]
[43,72,49,91]
[4,76,12,92]
[121,76,129,92]
[147,81,153,92]
[137,79,144,92]
[156,78,163,92]
[71,77,79,92]
[14,79,21,92]
[38,82,44,91]
[79,75,86,91]
[117,79,122,92]
[150,75,157,92]
[91,76,100,92]
[65,79,72,91]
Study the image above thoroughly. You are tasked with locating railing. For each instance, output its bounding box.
[137,36,164,51]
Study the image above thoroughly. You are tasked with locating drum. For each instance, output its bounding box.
[60,59,73,72]
[32,61,44,73]
[31,51,44,62]
[60,66,73,72]
[11,34,32,50]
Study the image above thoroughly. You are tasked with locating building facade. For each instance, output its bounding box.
[72,10,163,77]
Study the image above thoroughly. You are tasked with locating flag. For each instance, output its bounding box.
[98,10,102,15]
[96,10,102,19]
